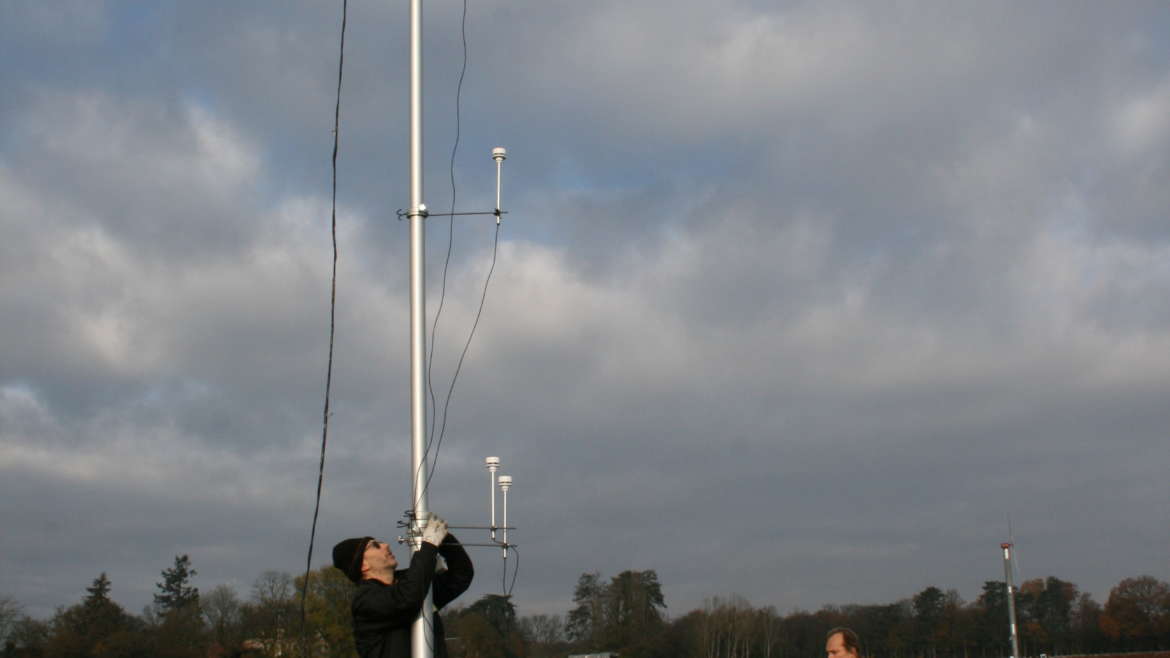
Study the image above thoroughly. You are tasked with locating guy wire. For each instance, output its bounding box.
[301,0,347,638]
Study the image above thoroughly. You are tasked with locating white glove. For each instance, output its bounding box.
[421,513,449,546]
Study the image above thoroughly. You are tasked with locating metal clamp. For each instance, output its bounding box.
[397,204,430,221]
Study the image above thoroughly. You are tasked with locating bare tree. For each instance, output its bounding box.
[203,584,243,651]
[520,613,564,645]
[0,595,23,648]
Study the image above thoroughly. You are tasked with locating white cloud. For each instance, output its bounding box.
[1112,76,1170,157]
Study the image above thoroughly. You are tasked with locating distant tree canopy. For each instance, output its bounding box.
[1101,575,1170,650]
[296,565,357,658]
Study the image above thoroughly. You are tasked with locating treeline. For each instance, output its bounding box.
[3,560,1168,658]
[0,556,356,658]
[499,571,1170,658]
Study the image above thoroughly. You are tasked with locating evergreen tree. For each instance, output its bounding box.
[467,594,517,637]
[154,554,199,612]
[567,571,604,646]
[604,569,666,653]
[84,573,112,605]
[565,570,666,656]
[43,573,142,657]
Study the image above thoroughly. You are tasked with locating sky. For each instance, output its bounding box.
[1,0,1168,622]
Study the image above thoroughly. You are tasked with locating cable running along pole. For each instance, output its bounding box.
[407,1,433,657]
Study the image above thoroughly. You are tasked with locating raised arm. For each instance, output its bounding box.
[433,533,474,609]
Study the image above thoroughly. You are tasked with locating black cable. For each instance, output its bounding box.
[506,545,520,597]
[427,221,499,489]
[426,0,469,444]
[302,0,347,643]
[416,0,470,511]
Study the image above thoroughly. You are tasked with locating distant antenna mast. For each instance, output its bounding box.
[1001,542,1022,658]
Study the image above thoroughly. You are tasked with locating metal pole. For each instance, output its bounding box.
[498,475,512,560]
[408,0,432,656]
[492,147,507,224]
[486,457,500,540]
[1002,543,1021,658]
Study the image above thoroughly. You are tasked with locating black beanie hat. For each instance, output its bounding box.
[332,536,373,584]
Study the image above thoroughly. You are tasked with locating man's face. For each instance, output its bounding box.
[826,633,858,658]
[362,539,398,573]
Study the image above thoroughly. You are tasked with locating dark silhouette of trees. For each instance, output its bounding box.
[150,555,206,658]
[450,610,511,658]
[1071,591,1107,653]
[1101,575,1170,650]
[566,571,605,647]
[517,613,566,658]
[154,555,200,613]
[36,573,147,657]
[565,570,667,656]
[975,579,1010,658]
[467,594,517,637]
[605,569,667,655]
[913,586,946,657]
[1,615,49,658]
[447,595,524,658]
[1015,576,1078,654]
[0,597,21,652]
[6,563,1170,658]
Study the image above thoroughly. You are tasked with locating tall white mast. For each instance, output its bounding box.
[1001,542,1021,658]
[407,0,433,656]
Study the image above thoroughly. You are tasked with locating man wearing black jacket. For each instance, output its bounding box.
[333,514,473,658]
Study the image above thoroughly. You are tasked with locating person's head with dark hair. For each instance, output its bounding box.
[826,627,861,658]
[332,536,399,585]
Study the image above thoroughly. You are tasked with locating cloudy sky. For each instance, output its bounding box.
[2,1,1168,621]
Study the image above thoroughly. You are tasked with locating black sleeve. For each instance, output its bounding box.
[352,543,439,629]
[433,533,474,610]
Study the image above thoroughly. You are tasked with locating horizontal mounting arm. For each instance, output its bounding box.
[396,209,508,220]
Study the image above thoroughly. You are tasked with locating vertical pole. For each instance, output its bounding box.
[1002,543,1021,658]
[492,147,506,224]
[408,0,432,657]
[486,457,499,540]
[498,475,512,561]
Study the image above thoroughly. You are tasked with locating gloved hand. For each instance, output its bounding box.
[421,513,449,546]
